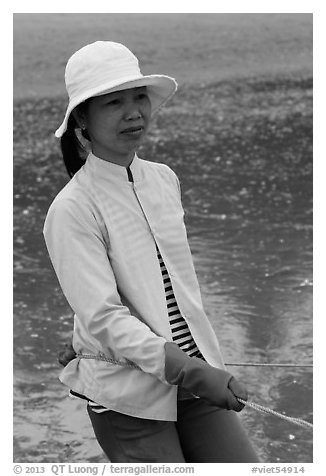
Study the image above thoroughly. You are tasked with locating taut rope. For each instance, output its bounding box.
[236,398,313,430]
[76,352,313,430]
[225,362,312,368]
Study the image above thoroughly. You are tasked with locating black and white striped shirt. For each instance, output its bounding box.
[157,248,204,359]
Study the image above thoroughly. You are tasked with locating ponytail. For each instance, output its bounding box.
[60,114,89,178]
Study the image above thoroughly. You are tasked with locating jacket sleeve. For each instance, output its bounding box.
[43,197,169,383]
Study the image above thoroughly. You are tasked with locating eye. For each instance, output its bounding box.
[136,92,149,101]
[106,98,121,106]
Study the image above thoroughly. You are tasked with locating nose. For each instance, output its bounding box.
[124,99,142,121]
[125,109,141,121]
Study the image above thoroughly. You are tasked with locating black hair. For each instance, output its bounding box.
[60,105,90,178]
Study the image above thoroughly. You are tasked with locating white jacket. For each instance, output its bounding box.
[43,152,225,421]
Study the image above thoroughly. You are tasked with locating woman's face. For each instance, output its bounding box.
[79,86,152,165]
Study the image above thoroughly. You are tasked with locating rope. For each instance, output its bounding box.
[237,398,313,430]
[76,353,313,430]
[76,352,141,369]
[225,362,313,368]
[77,353,312,369]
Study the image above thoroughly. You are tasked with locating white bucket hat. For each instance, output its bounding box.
[55,41,178,138]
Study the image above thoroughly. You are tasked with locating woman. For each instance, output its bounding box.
[44,41,259,463]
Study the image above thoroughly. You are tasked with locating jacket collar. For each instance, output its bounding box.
[85,152,142,182]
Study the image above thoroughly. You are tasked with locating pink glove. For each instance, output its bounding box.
[165,342,247,412]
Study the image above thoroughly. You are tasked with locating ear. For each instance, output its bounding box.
[71,106,87,130]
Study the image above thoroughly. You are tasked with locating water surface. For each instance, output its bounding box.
[13,78,312,463]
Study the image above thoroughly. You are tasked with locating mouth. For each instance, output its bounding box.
[120,126,144,136]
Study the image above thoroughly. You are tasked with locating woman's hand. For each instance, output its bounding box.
[228,377,248,411]
[58,341,76,367]
[164,342,248,412]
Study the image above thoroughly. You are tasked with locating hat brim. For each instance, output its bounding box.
[55,74,177,138]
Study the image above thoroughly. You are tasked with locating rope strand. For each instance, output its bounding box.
[237,398,313,430]
[225,362,313,368]
[76,352,140,369]
[77,353,312,369]
[76,353,313,430]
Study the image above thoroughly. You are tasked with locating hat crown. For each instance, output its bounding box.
[65,41,141,100]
